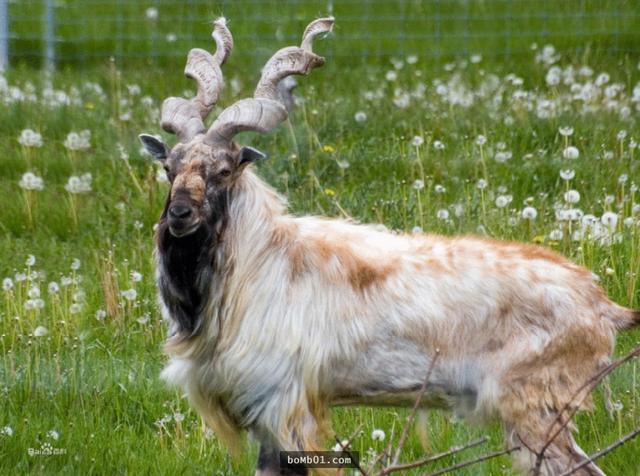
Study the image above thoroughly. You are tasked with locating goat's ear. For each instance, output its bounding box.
[239,146,267,166]
[139,134,169,161]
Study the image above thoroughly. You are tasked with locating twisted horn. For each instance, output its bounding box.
[205,17,334,146]
[161,17,233,143]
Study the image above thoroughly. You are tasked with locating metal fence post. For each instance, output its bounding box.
[0,0,8,71]
[44,0,55,70]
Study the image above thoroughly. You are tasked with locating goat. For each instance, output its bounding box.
[139,17,640,476]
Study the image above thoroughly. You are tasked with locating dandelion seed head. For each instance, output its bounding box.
[145,7,158,20]
[563,146,579,159]
[63,130,91,151]
[558,126,574,137]
[385,71,397,82]
[65,173,92,194]
[371,429,386,441]
[549,229,564,241]
[436,209,449,220]
[19,172,44,191]
[121,288,137,301]
[560,169,575,181]
[522,206,538,220]
[18,129,43,147]
[564,190,580,204]
[354,111,367,123]
[495,195,511,208]
[411,135,424,147]
[601,212,618,229]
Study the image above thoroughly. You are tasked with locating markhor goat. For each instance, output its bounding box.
[139,17,640,476]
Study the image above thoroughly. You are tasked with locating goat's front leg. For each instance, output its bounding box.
[256,443,308,476]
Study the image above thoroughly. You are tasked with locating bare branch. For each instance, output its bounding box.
[558,426,640,476]
[534,345,640,473]
[335,422,367,476]
[390,349,441,467]
[424,445,521,476]
[380,436,489,475]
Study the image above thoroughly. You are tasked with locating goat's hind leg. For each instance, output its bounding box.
[255,443,308,476]
[506,416,605,476]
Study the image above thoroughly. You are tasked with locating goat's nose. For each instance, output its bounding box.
[169,204,192,219]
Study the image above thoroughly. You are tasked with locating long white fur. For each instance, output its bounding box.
[160,168,626,475]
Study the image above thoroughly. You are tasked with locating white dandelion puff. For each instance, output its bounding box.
[562,146,579,159]
[564,190,580,204]
[558,126,574,137]
[436,209,449,220]
[549,229,564,241]
[2,278,13,292]
[411,135,424,147]
[19,172,44,191]
[145,7,158,20]
[354,111,367,123]
[522,207,538,220]
[121,288,137,301]
[63,130,91,151]
[18,129,43,148]
[601,212,618,229]
[65,173,92,194]
[560,169,575,181]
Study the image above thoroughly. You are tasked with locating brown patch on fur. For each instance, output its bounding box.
[171,160,206,203]
[312,236,398,292]
[500,323,612,430]
[277,226,399,292]
[483,338,506,353]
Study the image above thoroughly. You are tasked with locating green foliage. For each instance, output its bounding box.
[1,16,640,475]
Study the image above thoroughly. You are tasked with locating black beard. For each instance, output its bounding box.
[155,189,230,337]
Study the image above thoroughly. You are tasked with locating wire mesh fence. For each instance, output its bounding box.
[2,0,640,70]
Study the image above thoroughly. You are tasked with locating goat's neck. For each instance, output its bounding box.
[222,169,289,272]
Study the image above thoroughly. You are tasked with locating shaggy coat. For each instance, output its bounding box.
[156,167,639,475]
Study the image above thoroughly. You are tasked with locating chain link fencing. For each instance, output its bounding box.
[1,0,639,70]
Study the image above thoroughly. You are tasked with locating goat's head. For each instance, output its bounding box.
[140,17,334,239]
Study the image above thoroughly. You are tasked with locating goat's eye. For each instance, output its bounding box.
[218,169,232,178]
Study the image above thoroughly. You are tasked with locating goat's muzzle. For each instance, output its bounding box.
[168,202,201,238]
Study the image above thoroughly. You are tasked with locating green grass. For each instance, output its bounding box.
[7,0,640,68]
[2,7,640,475]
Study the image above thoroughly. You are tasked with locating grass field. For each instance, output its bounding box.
[1,4,640,475]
